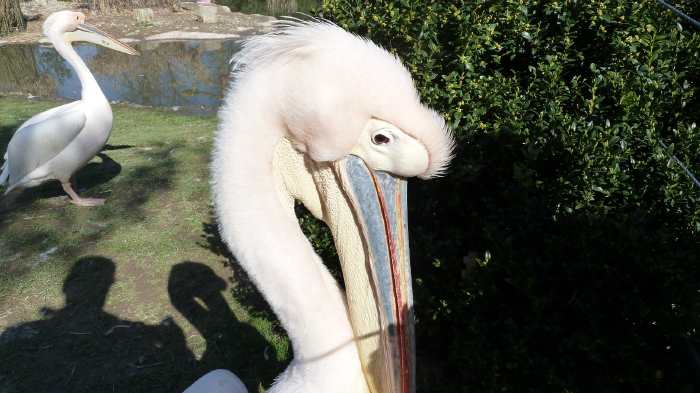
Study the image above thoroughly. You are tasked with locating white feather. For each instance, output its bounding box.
[205,19,455,393]
[229,18,454,177]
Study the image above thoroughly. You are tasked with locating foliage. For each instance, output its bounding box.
[315,1,700,392]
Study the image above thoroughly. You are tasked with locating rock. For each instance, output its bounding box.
[197,4,218,24]
[218,5,231,13]
[20,0,67,19]
[180,1,197,10]
[134,8,154,24]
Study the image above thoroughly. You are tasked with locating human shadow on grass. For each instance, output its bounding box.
[0,256,197,393]
[169,261,286,390]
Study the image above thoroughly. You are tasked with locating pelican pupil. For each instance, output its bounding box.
[372,133,390,145]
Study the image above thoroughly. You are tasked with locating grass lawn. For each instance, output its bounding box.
[0,97,290,393]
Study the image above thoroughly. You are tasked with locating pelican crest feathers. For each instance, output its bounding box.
[228,18,454,178]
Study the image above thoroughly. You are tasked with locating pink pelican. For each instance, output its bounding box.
[186,20,454,393]
[0,11,138,206]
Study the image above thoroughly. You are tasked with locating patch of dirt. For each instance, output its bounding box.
[2,1,276,44]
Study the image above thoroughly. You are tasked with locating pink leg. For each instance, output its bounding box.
[61,181,105,207]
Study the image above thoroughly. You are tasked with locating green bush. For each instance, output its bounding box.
[312,1,700,392]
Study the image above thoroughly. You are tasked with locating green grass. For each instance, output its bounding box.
[0,97,289,393]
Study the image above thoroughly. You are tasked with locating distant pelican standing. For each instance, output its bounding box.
[0,10,138,206]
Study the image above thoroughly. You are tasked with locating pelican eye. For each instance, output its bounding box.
[372,132,391,145]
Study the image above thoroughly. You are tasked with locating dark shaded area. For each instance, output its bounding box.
[103,143,135,151]
[0,256,195,393]
[169,261,285,388]
[408,133,700,393]
[0,122,13,147]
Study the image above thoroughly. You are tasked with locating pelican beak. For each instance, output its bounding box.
[66,23,139,55]
[335,155,415,393]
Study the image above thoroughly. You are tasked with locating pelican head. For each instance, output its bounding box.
[213,20,454,393]
[43,10,138,55]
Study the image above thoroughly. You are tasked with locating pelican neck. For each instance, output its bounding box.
[51,38,105,101]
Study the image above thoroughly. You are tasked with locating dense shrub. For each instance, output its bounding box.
[311,1,700,392]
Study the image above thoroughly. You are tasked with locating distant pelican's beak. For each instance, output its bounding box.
[65,23,139,55]
[335,155,415,393]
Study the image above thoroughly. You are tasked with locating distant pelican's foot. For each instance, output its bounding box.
[61,182,105,207]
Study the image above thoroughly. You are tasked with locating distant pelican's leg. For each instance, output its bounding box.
[61,180,105,206]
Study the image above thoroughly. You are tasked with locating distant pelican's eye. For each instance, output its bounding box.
[372,133,391,145]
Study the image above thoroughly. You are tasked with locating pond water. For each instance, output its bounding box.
[0,39,243,113]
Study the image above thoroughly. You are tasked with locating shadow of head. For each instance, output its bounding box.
[62,255,115,311]
[168,261,287,387]
[168,261,233,335]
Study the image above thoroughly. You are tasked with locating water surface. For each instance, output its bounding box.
[0,39,242,113]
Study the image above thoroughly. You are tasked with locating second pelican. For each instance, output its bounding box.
[0,11,138,206]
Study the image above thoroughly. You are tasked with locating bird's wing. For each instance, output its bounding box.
[5,102,87,184]
[3,101,82,163]
[17,101,83,130]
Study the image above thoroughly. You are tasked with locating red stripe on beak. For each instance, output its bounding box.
[369,170,410,393]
